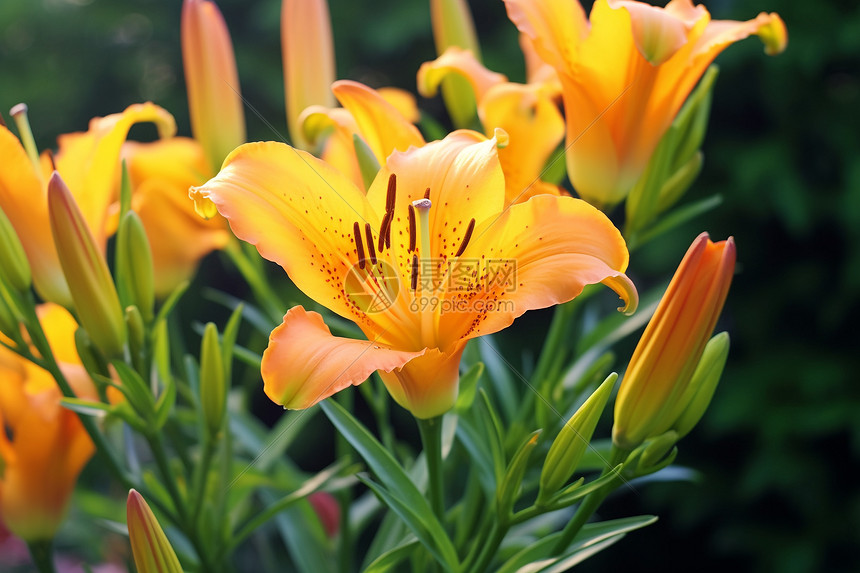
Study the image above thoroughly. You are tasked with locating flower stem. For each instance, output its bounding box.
[551,446,628,554]
[224,238,283,322]
[27,539,57,573]
[417,416,445,521]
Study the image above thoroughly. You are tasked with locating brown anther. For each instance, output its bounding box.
[423,187,430,200]
[353,221,366,270]
[378,211,392,253]
[455,218,476,257]
[45,149,56,171]
[364,223,377,265]
[386,173,397,212]
[407,204,416,252]
[411,254,419,291]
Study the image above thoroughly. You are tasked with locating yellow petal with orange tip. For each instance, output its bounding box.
[331,80,425,166]
[478,82,564,206]
[417,47,508,102]
[262,306,424,409]
[437,193,637,348]
[53,102,176,246]
[190,141,379,327]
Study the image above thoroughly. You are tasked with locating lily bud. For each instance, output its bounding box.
[673,331,730,439]
[613,233,735,451]
[538,373,616,505]
[115,210,155,323]
[200,322,226,437]
[182,0,246,170]
[126,490,183,573]
[430,0,481,128]
[47,172,126,359]
[0,205,31,294]
[282,0,336,149]
[626,66,718,236]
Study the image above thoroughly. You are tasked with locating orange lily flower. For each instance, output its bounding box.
[299,80,425,191]
[116,0,240,297]
[120,139,232,297]
[283,0,337,150]
[504,0,787,208]
[191,130,637,418]
[0,304,96,541]
[0,103,175,306]
[613,232,735,450]
[418,47,566,205]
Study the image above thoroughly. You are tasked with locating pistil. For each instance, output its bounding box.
[412,198,435,345]
[10,103,42,179]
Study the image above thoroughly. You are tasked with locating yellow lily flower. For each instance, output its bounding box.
[182,0,246,172]
[283,0,337,150]
[0,103,175,306]
[418,47,566,205]
[191,130,637,418]
[504,0,788,208]
[299,80,425,191]
[613,232,735,450]
[0,304,96,541]
[120,138,231,297]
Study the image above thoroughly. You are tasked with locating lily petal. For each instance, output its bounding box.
[54,103,176,246]
[439,194,637,346]
[479,82,565,205]
[0,126,67,303]
[377,343,466,419]
[190,142,378,325]
[262,306,424,409]
[123,138,231,297]
[503,0,589,74]
[331,80,425,166]
[417,47,508,103]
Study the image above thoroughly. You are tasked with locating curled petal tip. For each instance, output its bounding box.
[758,13,788,55]
[604,272,639,315]
[493,127,510,148]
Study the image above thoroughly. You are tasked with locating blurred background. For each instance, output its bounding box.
[2,0,858,571]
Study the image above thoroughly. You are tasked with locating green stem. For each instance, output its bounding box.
[464,519,507,573]
[337,491,353,573]
[551,446,628,554]
[27,539,57,573]
[417,416,445,521]
[224,239,283,321]
[190,435,218,528]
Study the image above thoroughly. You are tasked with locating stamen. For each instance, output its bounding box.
[455,218,476,257]
[364,223,377,265]
[407,204,416,252]
[411,254,419,291]
[384,212,392,249]
[386,173,397,212]
[45,149,56,171]
[9,103,41,176]
[378,211,391,253]
[423,187,430,200]
[353,221,366,270]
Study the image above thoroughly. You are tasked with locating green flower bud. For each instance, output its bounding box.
[430,0,480,128]
[0,205,31,294]
[497,430,540,516]
[116,211,155,323]
[635,430,678,475]
[537,373,617,506]
[673,332,730,439]
[47,172,126,359]
[200,322,226,437]
[353,133,381,190]
[127,489,183,573]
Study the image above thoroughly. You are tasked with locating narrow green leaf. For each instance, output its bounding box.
[454,362,484,411]
[358,475,458,572]
[363,538,420,573]
[496,515,658,573]
[60,397,111,417]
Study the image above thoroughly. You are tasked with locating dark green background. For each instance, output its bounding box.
[2,0,857,571]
